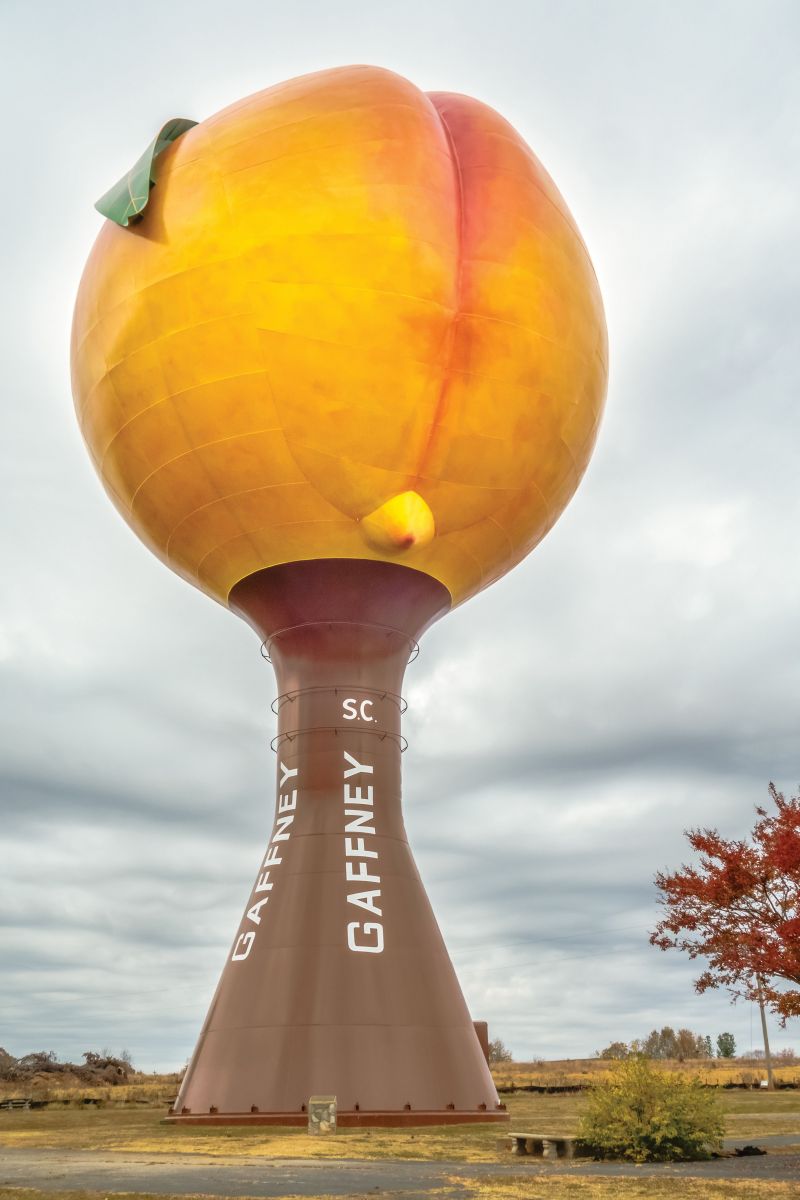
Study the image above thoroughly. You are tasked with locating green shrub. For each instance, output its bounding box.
[577,1055,724,1162]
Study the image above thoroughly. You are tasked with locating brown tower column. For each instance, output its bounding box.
[168,560,506,1126]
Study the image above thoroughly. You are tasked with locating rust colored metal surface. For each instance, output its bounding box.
[473,1021,490,1065]
[168,1108,507,1128]
[167,560,506,1127]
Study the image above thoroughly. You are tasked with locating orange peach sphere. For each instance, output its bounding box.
[71,65,607,609]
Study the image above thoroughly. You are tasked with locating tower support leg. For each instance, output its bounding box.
[168,561,507,1126]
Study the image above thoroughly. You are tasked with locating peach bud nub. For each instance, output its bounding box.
[360,491,435,553]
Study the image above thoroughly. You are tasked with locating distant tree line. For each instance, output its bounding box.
[596,1027,740,1061]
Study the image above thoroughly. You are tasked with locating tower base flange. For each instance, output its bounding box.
[165,1107,509,1127]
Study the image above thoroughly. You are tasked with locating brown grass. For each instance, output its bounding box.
[1,1089,798,1160]
[1,1057,792,1108]
[0,1078,179,1105]
[445,1182,800,1199]
[492,1057,800,1091]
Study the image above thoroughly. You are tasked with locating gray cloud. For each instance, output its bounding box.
[2,0,799,1068]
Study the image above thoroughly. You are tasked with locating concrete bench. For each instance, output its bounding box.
[500,1132,592,1159]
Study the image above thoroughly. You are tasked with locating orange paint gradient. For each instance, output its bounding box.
[71,65,608,608]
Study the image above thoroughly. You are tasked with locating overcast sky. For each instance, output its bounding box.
[2,0,799,1070]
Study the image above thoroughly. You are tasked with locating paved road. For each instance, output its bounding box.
[0,1140,798,1197]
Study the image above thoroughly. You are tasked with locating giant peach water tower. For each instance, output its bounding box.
[71,65,607,1126]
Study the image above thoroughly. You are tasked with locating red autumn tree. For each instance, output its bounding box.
[650,784,800,1022]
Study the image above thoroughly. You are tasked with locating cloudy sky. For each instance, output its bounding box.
[2,0,799,1071]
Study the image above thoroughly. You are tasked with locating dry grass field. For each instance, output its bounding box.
[1,1087,799,1159]
[1,1060,798,1200]
[492,1055,800,1091]
[1,1055,793,1108]
[0,1076,181,1107]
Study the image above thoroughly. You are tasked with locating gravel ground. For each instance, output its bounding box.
[1,1139,799,1196]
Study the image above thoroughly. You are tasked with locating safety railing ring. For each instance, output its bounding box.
[260,620,419,664]
[271,685,407,716]
[270,725,408,753]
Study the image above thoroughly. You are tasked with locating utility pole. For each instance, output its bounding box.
[757,978,775,1091]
